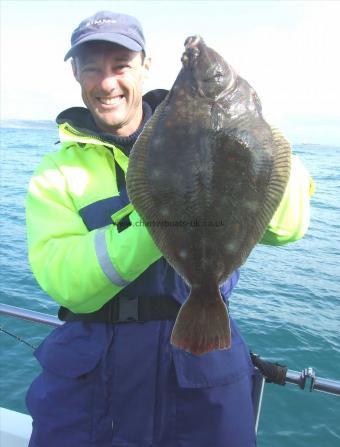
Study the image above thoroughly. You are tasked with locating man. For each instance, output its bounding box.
[25,10,313,447]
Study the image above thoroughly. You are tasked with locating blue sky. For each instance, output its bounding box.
[1,0,339,145]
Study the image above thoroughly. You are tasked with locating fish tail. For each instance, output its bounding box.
[170,289,231,355]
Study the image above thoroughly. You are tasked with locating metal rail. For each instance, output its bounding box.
[252,370,265,432]
[0,303,62,327]
[1,303,340,397]
[285,367,340,395]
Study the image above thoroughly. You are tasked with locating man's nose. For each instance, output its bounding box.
[99,71,118,93]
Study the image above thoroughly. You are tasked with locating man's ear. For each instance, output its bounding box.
[143,56,151,79]
[71,59,80,82]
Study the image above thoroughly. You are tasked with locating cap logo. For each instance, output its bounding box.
[85,18,117,27]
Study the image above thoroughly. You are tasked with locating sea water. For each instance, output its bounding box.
[0,121,339,446]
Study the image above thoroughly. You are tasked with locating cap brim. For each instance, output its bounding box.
[64,33,143,61]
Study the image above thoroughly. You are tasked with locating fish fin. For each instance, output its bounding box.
[254,127,292,239]
[171,289,231,356]
[126,96,168,204]
[269,127,292,195]
[126,97,170,249]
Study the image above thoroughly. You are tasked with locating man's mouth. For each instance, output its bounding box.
[97,95,124,106]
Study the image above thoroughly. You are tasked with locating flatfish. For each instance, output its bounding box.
[126,36,291,355]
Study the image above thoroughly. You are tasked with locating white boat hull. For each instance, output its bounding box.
[0,407,32,447]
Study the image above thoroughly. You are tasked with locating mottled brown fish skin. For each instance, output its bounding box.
[126,35,291,355]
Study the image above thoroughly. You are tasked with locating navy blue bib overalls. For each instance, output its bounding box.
[26,174,257,447]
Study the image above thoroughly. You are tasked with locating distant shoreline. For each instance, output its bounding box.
[0,119,55,130]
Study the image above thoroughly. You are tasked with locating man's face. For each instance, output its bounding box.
[72,42,150,136]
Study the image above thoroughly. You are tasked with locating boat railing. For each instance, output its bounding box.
[1,303,62,327]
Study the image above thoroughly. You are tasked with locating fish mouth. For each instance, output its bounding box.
[181,35,202,69]
[184,35,202,49]
[181,35,212,98]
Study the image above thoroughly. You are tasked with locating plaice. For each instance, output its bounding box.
[126,35,291,356]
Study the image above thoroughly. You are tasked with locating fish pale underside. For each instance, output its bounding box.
[126,35,291,356]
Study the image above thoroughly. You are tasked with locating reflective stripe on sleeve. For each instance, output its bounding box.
[94,228,131,287]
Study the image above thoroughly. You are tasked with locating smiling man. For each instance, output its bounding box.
[25,10,313,447]
[72,41,150,135]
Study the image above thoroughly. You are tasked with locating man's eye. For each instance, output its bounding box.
[116,64,131,72]
[82,66,99,73]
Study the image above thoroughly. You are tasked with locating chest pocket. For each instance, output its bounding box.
[172,318,254,388]
[34,322,111,378]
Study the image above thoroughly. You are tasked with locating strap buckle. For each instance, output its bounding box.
[112,295,142,323]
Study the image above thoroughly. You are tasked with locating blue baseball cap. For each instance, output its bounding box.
[64,10,145,61]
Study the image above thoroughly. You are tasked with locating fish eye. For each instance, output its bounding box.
[202,71,225,83]
[214,72,225,82]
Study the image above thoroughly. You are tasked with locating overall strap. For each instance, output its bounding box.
[58,294,181,324]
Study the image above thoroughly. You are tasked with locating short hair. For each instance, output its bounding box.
[72,41,146,66]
